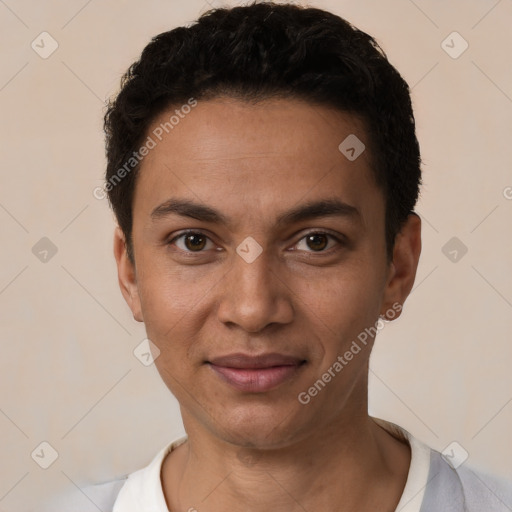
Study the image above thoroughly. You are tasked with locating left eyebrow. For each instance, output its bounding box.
[275,198,361,228]
[150,197,361,227]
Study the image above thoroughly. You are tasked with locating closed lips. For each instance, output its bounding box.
[207,353,306,369]
[206,353,307,392]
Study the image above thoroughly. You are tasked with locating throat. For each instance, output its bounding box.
[160,420,411,512]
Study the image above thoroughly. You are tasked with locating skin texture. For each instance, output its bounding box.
[114,97,422,511]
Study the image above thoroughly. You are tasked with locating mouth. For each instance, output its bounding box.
[206,353,307,393]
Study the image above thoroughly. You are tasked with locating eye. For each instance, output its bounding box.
[167,230,344,255]
[294,231,342,253]
[168,230,215,252]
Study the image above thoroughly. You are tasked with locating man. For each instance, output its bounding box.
[46,2,512,511]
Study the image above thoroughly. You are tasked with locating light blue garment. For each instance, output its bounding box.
[418,450,512,512]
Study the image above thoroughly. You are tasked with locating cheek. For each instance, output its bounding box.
[136,274,197,375]
[301,264,385,351]
[137,263,202,326]
[135,258,223,379]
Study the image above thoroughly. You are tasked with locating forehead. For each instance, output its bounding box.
[133,97,382,230]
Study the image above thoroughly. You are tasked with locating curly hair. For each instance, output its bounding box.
[103,1,421,263]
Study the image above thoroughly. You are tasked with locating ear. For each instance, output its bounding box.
[380,213,421,320]
[113,226,143,322]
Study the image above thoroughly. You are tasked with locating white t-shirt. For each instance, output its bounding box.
[42,417,512,512]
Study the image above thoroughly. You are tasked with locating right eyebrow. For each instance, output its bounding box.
[151,198,229,225]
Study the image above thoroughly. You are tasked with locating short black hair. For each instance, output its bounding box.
[103,1,421,263]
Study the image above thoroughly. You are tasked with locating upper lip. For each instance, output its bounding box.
[208,353,305,369]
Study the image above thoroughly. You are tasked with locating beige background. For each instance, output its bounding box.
[1,0,511,510]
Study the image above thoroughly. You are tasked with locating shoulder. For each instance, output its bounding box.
[40,435,187,512]
[421,449,512,511]
[372,418,512,511]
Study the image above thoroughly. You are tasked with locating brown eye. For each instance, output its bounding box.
[295,232,342,253]
[305,233,329,251]
[184,233,207,251]
[169,231,213,252]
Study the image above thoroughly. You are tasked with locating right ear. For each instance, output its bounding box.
[113,226,143,322]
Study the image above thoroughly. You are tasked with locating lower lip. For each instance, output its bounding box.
[208,363,304,392]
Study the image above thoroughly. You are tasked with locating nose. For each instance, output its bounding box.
[216,246,294,333]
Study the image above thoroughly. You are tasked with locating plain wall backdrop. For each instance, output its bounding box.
[1,0,511,510]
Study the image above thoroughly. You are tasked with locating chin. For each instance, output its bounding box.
[210,400,313,449]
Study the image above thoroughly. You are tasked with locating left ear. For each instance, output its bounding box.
[380,213,421,319]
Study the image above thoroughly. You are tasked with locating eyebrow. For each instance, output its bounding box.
[150,198,360,227]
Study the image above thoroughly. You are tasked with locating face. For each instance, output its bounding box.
[114,97,421,449]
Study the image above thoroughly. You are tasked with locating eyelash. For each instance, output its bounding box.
[167,229,345,255]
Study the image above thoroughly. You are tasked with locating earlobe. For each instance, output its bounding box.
[113,226,144,322]
[381,213,422,319]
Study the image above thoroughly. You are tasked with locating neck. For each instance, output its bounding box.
[162,412,411,512]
